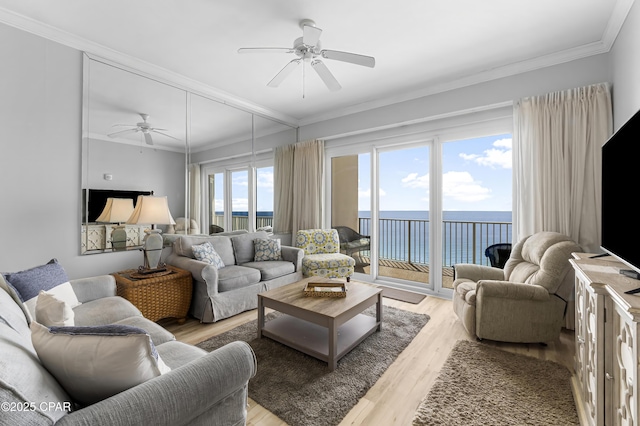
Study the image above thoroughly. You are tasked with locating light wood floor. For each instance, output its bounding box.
[162,294,576,426]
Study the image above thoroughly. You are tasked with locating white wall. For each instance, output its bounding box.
[611,0,640,128]
[0,23,182,278]
[2,6,639,279]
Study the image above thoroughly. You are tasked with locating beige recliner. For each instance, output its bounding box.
[452,231,582,343]
[166,217,200,235]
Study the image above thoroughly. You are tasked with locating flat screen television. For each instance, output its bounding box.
[601,108,640,275]
[83,189,153,223]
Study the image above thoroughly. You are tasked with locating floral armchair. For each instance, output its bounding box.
[295,229,355,281]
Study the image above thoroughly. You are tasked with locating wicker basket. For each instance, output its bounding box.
[113,266,192,323]
[303,281,347,298]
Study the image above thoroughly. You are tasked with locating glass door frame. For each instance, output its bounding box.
[201,157,271,235]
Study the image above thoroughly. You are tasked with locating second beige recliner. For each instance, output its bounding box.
[452,231,582,343]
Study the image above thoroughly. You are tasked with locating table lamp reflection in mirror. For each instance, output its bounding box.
[126,195,175,273]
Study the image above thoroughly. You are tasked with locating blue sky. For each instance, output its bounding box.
[216,132,512,214]
[359,133,512,211]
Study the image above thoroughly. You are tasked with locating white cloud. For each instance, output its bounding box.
[443,171,491,202]
[459,137,512,169]
[401,172,429,189]
[257,169,273,189]
[358,187,387,198]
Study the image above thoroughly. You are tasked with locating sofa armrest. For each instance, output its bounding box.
[70,275,117,303]
[166,253,220,294]
[281,245,304,272]
[476,280,550,302]
[57,341,256,426]
[453,264,505,282]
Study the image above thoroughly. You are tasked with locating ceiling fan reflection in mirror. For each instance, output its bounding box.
[107,113,180,146]
[238,19,375,95]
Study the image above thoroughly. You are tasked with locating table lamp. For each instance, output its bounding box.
[126,195,175,272]
[95,198,135,250]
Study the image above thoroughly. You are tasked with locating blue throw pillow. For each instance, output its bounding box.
[3,259,80,320]
[192,242,225,269]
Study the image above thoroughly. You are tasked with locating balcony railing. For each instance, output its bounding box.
[211,213,512,268]
[211,214,273,232]
[358,217,512,267]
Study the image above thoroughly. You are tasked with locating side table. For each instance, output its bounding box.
[112,265,192,324]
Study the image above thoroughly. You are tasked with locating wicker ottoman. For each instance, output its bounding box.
[112,265,192,324]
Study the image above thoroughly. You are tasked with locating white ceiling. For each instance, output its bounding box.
[0,0,633,129]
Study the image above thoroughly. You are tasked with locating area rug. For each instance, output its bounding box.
[197,305,429,426]
[412,340,579,426]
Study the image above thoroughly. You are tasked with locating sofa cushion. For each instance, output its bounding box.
[231,231,268,265]
[302,253,356,270]
[31,322,171,406]
[114,315,176,346]
[192,242,225,269]
[173,235,236,266]
[0,322,72,424]
[35,290,75,327]
[242,261,295,281]
[3,259,81,320]
[72,296,141,326]
[296,229,341,255]
[217,265,261,292]
[156,340,207,369]
[254,238,282,261]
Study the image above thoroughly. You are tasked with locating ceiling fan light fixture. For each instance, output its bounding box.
[239,18,375,95]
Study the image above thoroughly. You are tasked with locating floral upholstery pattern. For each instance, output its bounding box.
[296,229,355,279]
[192,242,225,269]
[254,238,282,262]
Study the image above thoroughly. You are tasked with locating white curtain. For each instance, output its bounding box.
[273,140,325,239]
[188,163,201,231]
[292,140,325,238]
[273,144,295,234]
[513,82,612,252]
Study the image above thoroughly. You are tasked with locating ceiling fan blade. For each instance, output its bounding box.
[107,128,138,138]
[238,47,294,54]
[267,59,301,87]
[303,24,322,47]
[311,60,341,91]
[143,132,153,146]
[152,130,181,141]
[321,50,375,68]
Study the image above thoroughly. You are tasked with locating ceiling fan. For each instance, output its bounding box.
[107,113,179,146]
[238,19,375,93]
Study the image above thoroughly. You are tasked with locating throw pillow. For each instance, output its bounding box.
[3,259,81,320]
[31,322,171,406]
[35,291,75,327]
[192,242,225,269]
[254,238,282,261]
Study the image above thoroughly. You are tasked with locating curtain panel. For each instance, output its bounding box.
[273,145,295,234]
[273,140,325,239]
[513,82,612,252]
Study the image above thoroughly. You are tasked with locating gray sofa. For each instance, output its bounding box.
[166,231,304,323]
[0,273,256,425]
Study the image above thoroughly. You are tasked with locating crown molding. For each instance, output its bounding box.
[299,0,635,127]
[0,7,299,128]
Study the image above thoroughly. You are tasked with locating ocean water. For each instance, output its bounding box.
[358,211,513,266]
[225,210,513,266]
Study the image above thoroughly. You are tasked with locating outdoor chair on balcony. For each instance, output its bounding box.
[453,231,582,343]
[334,226,370,263]
[484,243,512,268]
[209,224,224,234]
[296,229,355,281]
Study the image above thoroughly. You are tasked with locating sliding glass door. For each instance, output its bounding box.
[327,119,512,295]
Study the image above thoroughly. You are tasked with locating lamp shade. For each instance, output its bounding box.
[126,195,176,225]
[95,198,134,223]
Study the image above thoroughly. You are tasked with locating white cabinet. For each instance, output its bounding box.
[572,255,640,426]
